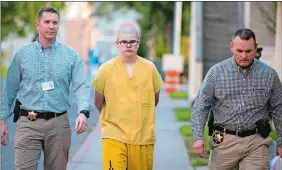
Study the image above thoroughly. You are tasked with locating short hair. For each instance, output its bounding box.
[233,28,256,43]
[37,6,60,21]
[117,24,140,40]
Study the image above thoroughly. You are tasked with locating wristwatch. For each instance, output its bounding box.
[80,110,90,119]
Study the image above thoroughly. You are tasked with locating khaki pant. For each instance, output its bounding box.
[208,131,273,170]
[14,113,71,170]
[102,138,154,170]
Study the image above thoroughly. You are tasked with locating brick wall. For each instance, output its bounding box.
[64,19,94,73]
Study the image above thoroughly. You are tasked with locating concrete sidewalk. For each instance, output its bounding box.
[67,88,195,170]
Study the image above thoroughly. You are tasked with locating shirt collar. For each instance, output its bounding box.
[231,56,256,73]
[35,37,58,51]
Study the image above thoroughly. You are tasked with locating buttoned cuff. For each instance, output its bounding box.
[193,132,205,141]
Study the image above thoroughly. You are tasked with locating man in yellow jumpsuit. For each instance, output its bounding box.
[91,24,163,170]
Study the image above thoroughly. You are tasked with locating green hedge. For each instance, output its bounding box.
[169,91,189,99]
[175,107,191,121]
[1,62,7,79]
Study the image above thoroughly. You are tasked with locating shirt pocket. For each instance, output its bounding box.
[21,59,40,82]
[140,89,154,107]
[250,85,267,106]
[56,66,71,78]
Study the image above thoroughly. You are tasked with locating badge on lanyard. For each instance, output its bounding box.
[42,81,54,91]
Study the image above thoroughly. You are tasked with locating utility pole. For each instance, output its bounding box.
[172,1,183,56]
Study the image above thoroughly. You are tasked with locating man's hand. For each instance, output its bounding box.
[193,140,206,158]
[1,120,9,145]
[277,146,282,158]
[75,113,88,134]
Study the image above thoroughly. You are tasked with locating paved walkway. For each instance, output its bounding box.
[67,87,198,170]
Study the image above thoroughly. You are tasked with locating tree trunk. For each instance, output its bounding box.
[165,20,173,53]
[147,37,155,61]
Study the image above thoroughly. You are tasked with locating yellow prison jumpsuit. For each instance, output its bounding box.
[91,56,163,170]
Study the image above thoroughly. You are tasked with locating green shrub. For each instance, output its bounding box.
[175,107,191,121]
[169,91,189,99]
[191,159,209,167]
[180,125,193,137]
[1,62,7,78]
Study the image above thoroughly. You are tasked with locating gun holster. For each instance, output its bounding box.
[208,110,214,136]
[13,99,22,123]
[256,119,271,138]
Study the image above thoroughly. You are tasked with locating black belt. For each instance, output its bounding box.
[213,125,258,137]
[20,109,67,121]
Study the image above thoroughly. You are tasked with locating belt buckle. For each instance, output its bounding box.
[27,111,37,121]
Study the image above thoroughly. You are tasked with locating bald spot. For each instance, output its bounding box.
[117,24,140,40]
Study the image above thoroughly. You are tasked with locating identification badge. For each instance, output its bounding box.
[212,131,224,144]
[42,81,54,91]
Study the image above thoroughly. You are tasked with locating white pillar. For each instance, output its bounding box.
[274,2,282,80]
[237,2,244,28]
[188,2,203,104]
[244,1,251,28]
[173,1,183,56]
[57,11,66,43]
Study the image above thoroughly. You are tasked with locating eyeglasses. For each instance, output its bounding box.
[118,40,139,47]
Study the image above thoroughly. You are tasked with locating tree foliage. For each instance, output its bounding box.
[1,2,65,40]
[96,2,191,58]
[98,2,191,35]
